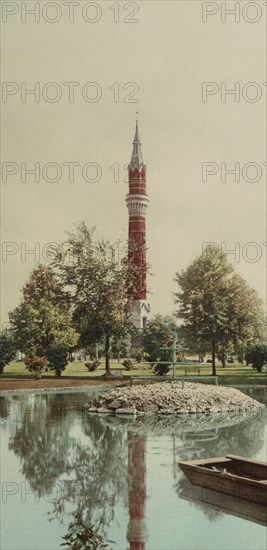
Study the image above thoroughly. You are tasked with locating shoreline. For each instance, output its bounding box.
[0,378,127,394]
[0,378,266,395]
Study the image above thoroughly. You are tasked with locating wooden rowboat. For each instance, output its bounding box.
[178,454,267,505]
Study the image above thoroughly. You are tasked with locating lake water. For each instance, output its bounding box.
[0,386,266,550]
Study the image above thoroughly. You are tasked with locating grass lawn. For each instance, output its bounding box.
[1,361,266,386]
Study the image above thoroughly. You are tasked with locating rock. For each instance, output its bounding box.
[116,408,136,415]
[119,399,128,407]
[108,400,122,410]
[142,404,158,413]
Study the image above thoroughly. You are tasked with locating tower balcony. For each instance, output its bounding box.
[126,194,149,216]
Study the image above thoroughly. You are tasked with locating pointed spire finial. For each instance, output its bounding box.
[130,119,144,168]
[130,115,144,168]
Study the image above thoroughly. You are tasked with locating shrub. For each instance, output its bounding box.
[47,343,69,377]
[24,355,47,379]
[122,358,134,370]
[61,512,106,550]
[154,362,170,376]
[135,349,143,363]
[245,344,267,373]
[134,349,149,363]
[85,359,101,372]
[153,348,172,376]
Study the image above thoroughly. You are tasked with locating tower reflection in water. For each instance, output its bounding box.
[127,432,148,550]
[2,390,266,548]
[125,427,219,550]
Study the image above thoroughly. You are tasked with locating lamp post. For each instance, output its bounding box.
[160,331,188,380]
[172,331,177,380]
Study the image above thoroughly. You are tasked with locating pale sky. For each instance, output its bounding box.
[1,1,266,327]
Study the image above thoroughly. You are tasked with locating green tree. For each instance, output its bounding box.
[47,343,69,377]
[0,330,16,374]
[174,249,265,375]
[175,249,233,375]
[111,334,131,361]
[9,303,41,355]
[52,223,139,374]
[10,299,78,356]
[245,344,267,373]
[215,341,235,367]
[22,264,68,309]
[227,274,264,364]
[83,343,104,361]
[142,315,177,375]
[178,326,210,362]
[9,266,79,356]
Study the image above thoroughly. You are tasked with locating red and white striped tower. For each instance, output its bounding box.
[126,120,150,329]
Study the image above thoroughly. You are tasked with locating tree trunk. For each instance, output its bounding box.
[212,338,217,376]
[105,334,111,375]
[238,348,244,364]
[222,348,226,368]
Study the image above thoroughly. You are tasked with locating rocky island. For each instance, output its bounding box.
[83,382,265,415]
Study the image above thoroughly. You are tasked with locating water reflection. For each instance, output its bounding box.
[177,477,267,527]
[4,393,129,534]
[0,389,266,549]
[127,432,147,550]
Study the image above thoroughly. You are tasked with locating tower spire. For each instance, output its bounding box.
[130,117,144,168]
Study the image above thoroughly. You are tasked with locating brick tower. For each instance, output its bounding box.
[126,121,150,330]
